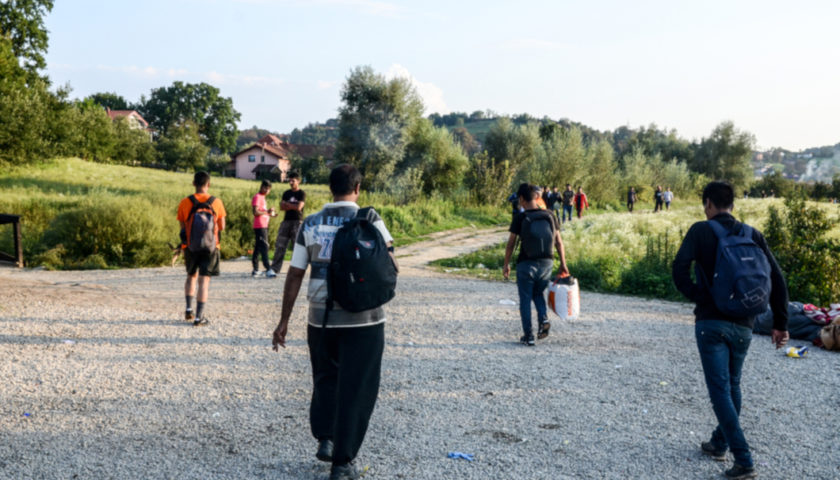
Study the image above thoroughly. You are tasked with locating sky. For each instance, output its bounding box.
[44,0,840,151]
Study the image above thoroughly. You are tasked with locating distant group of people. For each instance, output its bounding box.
[174,170,791,480]
[627,185,674,212]
[508,184,590,223]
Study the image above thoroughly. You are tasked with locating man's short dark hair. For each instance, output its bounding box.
[702,181,735,210]
[517,183,535,202]
[193,171,210,187]
[260,180,272,190]
[287,171,300,180]
[329,164,362,196]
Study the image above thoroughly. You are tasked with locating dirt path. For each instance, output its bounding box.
[395,225,508,270]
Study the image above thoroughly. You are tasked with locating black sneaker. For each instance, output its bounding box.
[329,462,359,480]
[725,463,757,479]
[316,439,334,463]
[520,335,535,346]
[193,317,209,327]
[538,321,551,339]
[185,310,195,323]
[701,441,726,461]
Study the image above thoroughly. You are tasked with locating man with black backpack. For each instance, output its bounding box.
[503,183,569,346]
[272,164,396,480]
[176,171,226,327]
[672,181,788,480]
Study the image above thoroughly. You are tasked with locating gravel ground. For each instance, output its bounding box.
[0,226,838,480]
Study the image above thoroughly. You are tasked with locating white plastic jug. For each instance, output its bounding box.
[548,275,580,320]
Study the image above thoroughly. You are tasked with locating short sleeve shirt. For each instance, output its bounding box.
[289,201,394,328]
[252,193,269,229]
[176,193,226,246]
[282,189,306,221]
[509,209,559,262]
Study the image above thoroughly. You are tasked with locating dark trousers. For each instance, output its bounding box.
[515,259,553,337]
[252,228,270,271]
[271,220,302,273]
[307,323,384,465]
[562,205,573,222]
[695,320,753,467]
[627,201,635,212]
[654,200,663,212]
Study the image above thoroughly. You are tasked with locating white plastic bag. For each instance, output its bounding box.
[548,276,580,320]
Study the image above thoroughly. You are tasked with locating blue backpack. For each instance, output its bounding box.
[703,220,771,317]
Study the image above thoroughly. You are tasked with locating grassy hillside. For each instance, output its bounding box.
[0,158,507,269]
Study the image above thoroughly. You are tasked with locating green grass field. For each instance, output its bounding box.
[0,158,507,269]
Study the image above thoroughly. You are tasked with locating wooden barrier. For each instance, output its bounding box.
[0,214,23,267]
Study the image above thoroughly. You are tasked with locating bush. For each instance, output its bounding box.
[40,194,170,268]
[764,198,840,305]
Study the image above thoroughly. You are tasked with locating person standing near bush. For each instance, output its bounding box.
[574,186,589,219]
[653,185,664,212]
[252,180,277,277]
[663,187,674,211]
[272,164,394,480]
[561,184,575,222]
[672,181,789,480]
[627,186,637,212]
[549,186,561,221]
[176,171,226,326]
[270,172,306,275]
[503,183,569,346]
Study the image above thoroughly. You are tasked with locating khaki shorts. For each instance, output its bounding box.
[184,249,220,277]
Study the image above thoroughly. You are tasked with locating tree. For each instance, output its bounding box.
[534,126,587,187]
[691,121,755,189]
[401,118,468,196]
[465,152,513,205]
[0,36,52,165]
[86,92,130,111]
[155,121,210,171]
[451,126,479,156]
[137,81,240,153]
[583,139,619,205]
[335,66,423,190]
[484,117,540,183]
[0,0,54,75]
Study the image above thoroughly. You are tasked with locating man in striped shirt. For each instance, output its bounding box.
[272,164,394,480]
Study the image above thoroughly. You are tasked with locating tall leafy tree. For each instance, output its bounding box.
[583,139,619,205]
[691,121,755,188]
[484,117,540,183]
[86,92,131,111]
[155,121,210,171]
[137,81,240,153]
[401,118,468,196]
[335,66,423,190]
[0,0,54,75]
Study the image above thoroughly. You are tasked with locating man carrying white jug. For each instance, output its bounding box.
[503,183,570,346]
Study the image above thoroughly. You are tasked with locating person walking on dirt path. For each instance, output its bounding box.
[176,171,226,327]
[252,180,277,278]
[664,187,674,211]
[574,186,589,219]
[627,186,637,212]
[549,186,561,221]
[507,191,521,221]
[503,183,569,346]
[561,184,575,223]
[272,164,395,480]
[672,181,789,480]
[653,185,664,213]
[270,172,306,275]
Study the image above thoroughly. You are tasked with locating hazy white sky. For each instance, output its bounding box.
[44,0,840,150]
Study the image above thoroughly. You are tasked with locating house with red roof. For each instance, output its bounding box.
[228,134,335,181]
[105,108,150,130]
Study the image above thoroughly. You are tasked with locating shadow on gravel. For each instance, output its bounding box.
[0,334,279,348]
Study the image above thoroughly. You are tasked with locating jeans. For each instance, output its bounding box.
[695,320,753,467]
[516,259,553,337]
[562,205,573,222]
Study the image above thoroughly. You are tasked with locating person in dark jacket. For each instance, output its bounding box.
[672,181,789,480]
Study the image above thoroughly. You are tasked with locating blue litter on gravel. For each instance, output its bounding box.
[447,452,474,461]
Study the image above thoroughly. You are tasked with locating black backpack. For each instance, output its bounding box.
[324,207,398,323]
[520,210,555,259]
[186,195,217,254]
[701,220,772,317]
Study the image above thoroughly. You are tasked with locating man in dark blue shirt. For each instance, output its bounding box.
[672,181,789,480]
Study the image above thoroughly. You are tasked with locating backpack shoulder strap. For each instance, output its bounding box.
[356,206,377,223]
[707,219,731,240]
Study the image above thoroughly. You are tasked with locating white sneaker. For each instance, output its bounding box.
[266,270,277,278]
[252,270,262,277]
